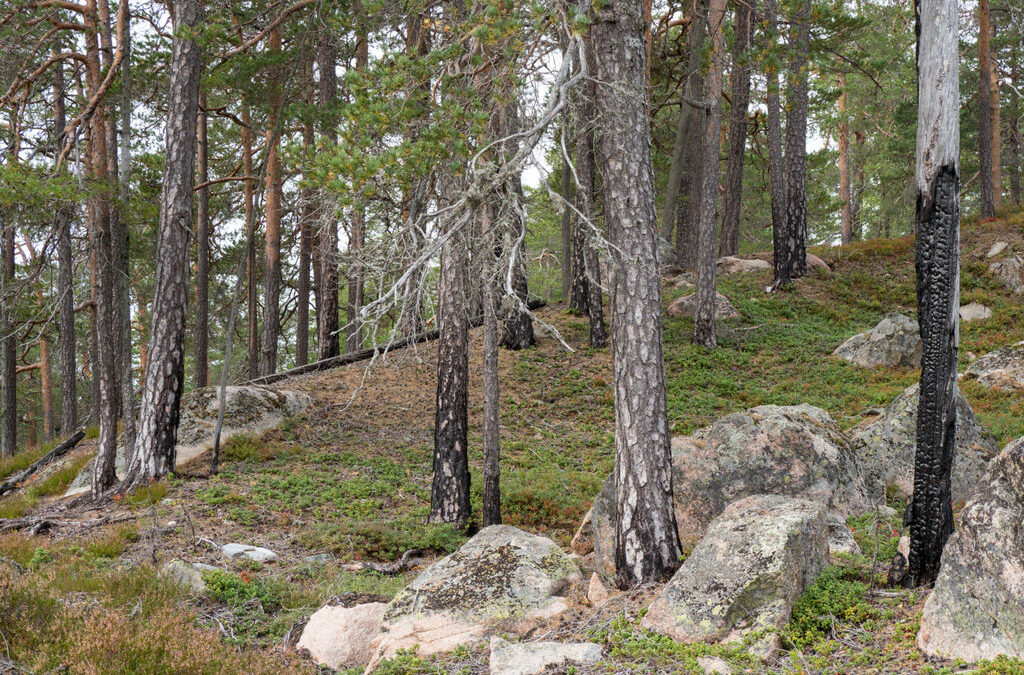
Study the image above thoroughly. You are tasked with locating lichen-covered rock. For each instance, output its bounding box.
[832,313,922,369]
[589,405,871,573]
[986,241,1009,258]
[806,253,831,275]
[222,543,278,562]
[158,560,207,594]
[65,386,311,496]
[641,495,829,657]
[667,292,740,320]
[917,436,1024,662]
[297,602,386,670]
[717,256,770,275]
[989,255,1024,295]
[827,513,860,556]
[850,383,998,503]
[367,525,580,668]
[489,637,602,675]
[965,341,1024,392]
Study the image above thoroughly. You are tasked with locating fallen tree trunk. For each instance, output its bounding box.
[249,298,547,386]
[0,512,136,535]
[0,429,86,498]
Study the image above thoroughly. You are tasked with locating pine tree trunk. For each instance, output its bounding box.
[719,0,754,257]
[560,115,573,303]
[1011,52,1021,205]
[838,72,853,245]
[693,0,728,349]
[86,0,119,497]
[977,0,995,219]
[591,0,683,588]
[241,101,259,379]
[905,0,960,588]
[297,118,314,367]
[194,94,209,387]
[1,211,15,458]
[482,278,500,527]
[260,27,283,377]
[346,4,369,355]
[117,0,135,466]
[316,22,341,361]
[128,0,201,485]
[429,210,471,527]
[990,48,1001,212]
[783,0,811,279]
[661,0,708,248]
[54,61,77,436]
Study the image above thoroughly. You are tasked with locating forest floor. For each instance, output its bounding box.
[2,210,1024,674]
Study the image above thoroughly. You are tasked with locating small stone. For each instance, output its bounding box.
[222,543,278,562]
[965,341,1024,392]
[989,256,1024,295]
[296,602,386,670]
[697,656,734,674]
[488,637,603,675]
[806,253,831,275]
[827,513,861,556]
[194,562,219,572]
[897,536,910,560]
[987,241,1009,258]
[159,560,207,594]
[959,302,993,322]
[832,313,921,369]
[166,520,177,527]
[587,572,609,607]
[304,553,334,563]
[717,256,770,275]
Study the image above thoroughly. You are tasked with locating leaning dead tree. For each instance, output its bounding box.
[905,0,960,588]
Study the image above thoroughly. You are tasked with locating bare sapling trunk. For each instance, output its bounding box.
[194,93,209,387]
[719,0,754,257]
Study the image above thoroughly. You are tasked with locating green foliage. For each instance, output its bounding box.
[786,565,875,649]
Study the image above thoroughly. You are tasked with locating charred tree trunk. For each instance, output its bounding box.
[719,0,754,257]
[905,0,960,588]
[316,23,341,361]
[591,0,683,588]
[54,62,77,435]
[194,94,209,388]
[693,0,728,349]
[977,0,995,219]
[127,0,201,485]
[783,0,811,279]
[482,258,501,527]
[260,27,283,377]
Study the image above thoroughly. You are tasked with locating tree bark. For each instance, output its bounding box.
[783,0,811,279]
[1011,51,1021,205]
[127,0,201,485]
[194,93,209,387]
[260,26,283,377]
[1,209,15,458]
[560,116,573,303]
[693,0,728,349]
[241,102,259,379]
[429,211,471,527]
[346,2,369,355]
[297,119,314,368]
[54,61,77,436]
[591,0,682,588]
[719,0,754,257]
[838,72,853,244]
[482,263,501,527]
[116,0,135,467]
[661,0,708,248]
[905,0,960,588]
[990,44,1001,212]
[977,0,995,219]
[316,22,341,361]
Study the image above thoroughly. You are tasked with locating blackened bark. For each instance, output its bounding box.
[194,94,209,387]
[591,0,683,587]
[783,0,811,279]
[977,0,995,219]
[316,23,341,361]
[429,218,471,527]
[54,62,77,435]
[128,0,201,485]
[719,0,754,257]
[693,0,728,349]
[905,0,960,587]
[260,27,283,377]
